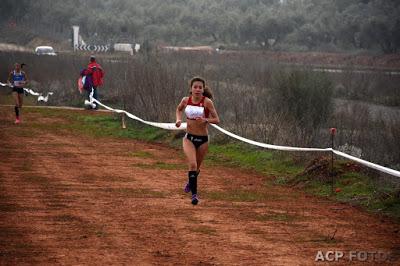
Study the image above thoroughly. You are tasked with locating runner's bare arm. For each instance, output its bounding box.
[176,97,188,127]
[22,71,29,86]
[7,72,12,85]
[24,72,29,84]
[204,98,220,124]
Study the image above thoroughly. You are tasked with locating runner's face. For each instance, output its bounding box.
[15,64,21,71]
[191,81,204,97]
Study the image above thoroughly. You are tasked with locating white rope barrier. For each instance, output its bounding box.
[37,92,54,103]
[332,150,400,178]
[92,98,187,130]
[0,82,53,102]
[0,82,13,88]
[211,124,331,152]
[88,95,400,178]
[214,122,400,178]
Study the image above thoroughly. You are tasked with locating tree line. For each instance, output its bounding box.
[1,0,399,53]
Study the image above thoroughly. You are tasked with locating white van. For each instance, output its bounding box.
[113,43,134,55]
[35,46,57,56]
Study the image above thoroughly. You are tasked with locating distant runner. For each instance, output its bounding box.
[175,77,220,205]
[7,63,28,124]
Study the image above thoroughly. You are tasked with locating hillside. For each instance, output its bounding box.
[1,0,399,53]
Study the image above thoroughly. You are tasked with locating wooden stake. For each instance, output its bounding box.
[122,113,126,129]
[330,128,337,195]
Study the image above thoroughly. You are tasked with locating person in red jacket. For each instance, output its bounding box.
[82,55,104,109]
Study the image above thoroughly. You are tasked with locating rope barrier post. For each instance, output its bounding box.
[330,128,337,195]
[121,113,126,129]
[121,102,127,129]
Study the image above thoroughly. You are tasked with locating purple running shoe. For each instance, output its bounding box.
[184,183,190,193]
[191,194,199,205]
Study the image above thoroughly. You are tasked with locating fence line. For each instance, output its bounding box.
[2,81,398,178]
[91,97,400,178]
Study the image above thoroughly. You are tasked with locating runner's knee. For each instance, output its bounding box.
[188,161,197,171]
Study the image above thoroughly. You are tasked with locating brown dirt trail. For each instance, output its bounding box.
[0,106,399,265]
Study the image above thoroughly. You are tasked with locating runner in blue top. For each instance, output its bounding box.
[7,63,28,124]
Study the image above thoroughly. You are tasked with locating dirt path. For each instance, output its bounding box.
[0,106,399,265]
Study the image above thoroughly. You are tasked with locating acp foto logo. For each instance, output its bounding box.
[315,250,390,262]
[315,251,344,262]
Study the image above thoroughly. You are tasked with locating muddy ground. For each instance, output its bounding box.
[0,106,399,265]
